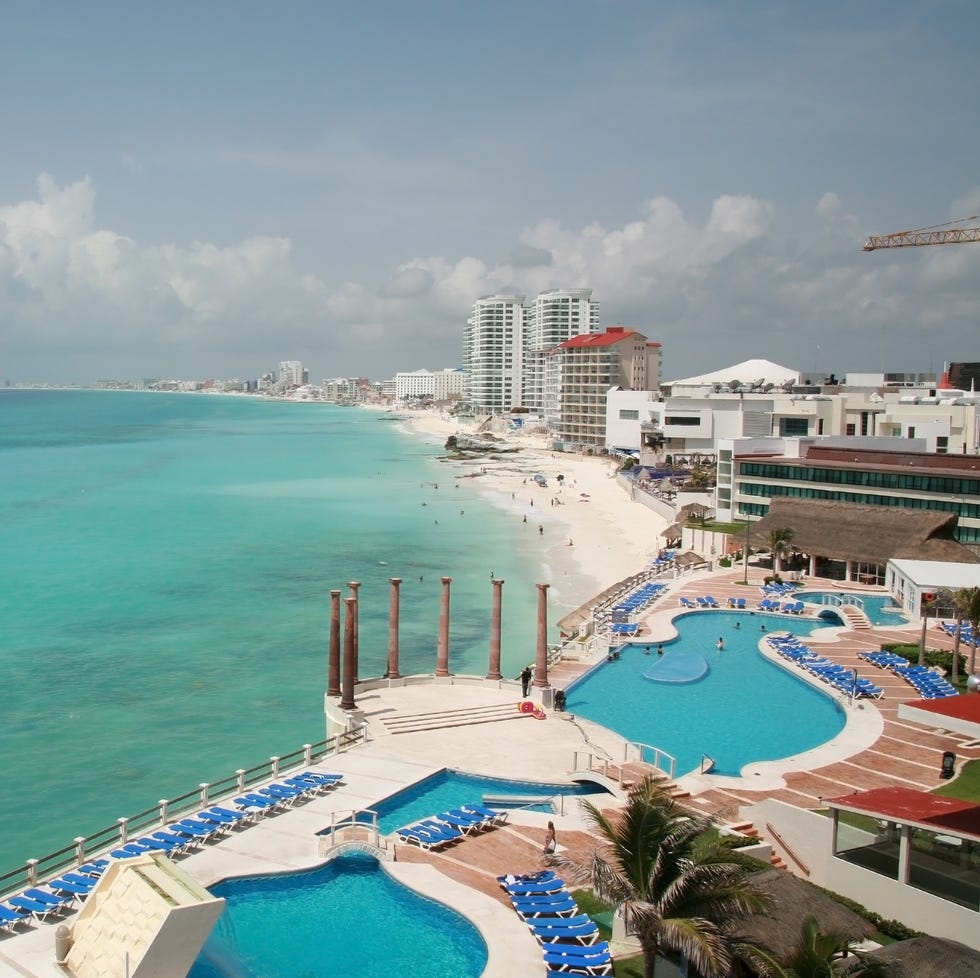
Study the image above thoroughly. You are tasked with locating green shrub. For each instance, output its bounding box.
[719,557,732,568]
[810,884,921,941]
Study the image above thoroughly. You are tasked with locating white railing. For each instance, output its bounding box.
[624,742,677,779]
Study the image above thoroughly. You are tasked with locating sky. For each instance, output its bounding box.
[1,0,979,385]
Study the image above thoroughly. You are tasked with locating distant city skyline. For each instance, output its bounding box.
[1,2,978,385]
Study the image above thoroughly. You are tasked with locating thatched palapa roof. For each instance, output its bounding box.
[866,935,980,977]
[735,869,874,967]
[747,498,979,566]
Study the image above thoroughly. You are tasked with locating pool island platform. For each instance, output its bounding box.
[1,568,977,978]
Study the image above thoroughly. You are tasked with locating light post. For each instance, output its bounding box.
[741,514,752,585]
[919,591,936,667]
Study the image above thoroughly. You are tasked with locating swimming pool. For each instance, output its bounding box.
[369,769,610,833]
[799,591,908,626]
[567,610,845,778]
[188,853,487,978]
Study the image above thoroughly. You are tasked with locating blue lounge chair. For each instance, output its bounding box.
[167,820,219,841]
[77,859,110,874]
[498,870,560,887]
[0,904,31,933]
[234,792,284,813]
[503,877,567,897]
[543,944,613,975]
[396,824,458,851]
[9,891,72,921]
[511,893,579,918]
[678,597,696,608]
[195,807,247,829]
[529,915,601,945]
[151,830,199,851]
[463,803,508,826]
[48,877,96,900]
[704,596,720,608]
[734,597,747,609]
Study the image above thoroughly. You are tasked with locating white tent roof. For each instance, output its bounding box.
[666,359,801,388]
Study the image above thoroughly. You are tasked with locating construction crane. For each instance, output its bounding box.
[863,216,980,251]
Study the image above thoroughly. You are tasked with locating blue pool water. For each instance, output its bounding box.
[799,592,908,626]
[567,610,845,777]
[188,853,487,978]
[369,769,610,834]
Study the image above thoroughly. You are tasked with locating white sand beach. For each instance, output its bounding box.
[391,408,669,612]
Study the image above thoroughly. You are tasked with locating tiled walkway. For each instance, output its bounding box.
[550,566,980,821]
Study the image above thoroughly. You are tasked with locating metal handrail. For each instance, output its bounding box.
[0,728,365,899]
[765,821,811,876]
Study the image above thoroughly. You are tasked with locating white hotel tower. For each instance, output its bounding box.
[464,289,599,415]
[522,289,599,415]
[464,293,526,414]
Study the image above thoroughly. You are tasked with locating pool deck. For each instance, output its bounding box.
[1,568,976,977]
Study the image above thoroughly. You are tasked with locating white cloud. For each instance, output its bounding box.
[2,174,979,382]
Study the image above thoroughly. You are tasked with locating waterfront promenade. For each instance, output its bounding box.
[1,565,976,977]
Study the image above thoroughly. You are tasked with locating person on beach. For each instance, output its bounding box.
[520,665,532,697]
[522,514,527,524]
[538,524,543,535]
[543,821,556,855]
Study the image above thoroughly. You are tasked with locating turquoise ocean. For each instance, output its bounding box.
[0,390,548,868]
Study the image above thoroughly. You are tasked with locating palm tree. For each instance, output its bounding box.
[554,776,770,978]
[938,587,975,684]
[965,586,980,679]
[767,527,795,575]
[749,915,888,977]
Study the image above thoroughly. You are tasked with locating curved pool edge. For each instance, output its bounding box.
[675,635,885,796]
[384,861,541,978]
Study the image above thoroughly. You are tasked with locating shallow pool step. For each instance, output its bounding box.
[377,703,535,735]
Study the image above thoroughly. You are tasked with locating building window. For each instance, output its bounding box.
[818,419,825,435]
[845,423,856,436]
[619,409,640,420]
[780,417,809,436]
[937,436,948,454]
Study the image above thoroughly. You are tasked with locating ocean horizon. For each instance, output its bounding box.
[0,390,558,867]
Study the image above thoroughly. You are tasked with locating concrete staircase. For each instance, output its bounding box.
[727,821,788,870]
[836,603,872,630]
[376,703,536,735]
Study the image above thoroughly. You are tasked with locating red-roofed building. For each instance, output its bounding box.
[823,786,980,947]
[547,326,661,451]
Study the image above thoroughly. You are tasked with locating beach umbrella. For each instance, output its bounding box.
[661,522,684,539]
[678,502,710,520]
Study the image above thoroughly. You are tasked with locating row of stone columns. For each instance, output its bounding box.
[326,577,551,706]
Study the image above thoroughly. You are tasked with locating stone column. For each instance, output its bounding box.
[534,583,550,689]
[486,579,504,680]
[387,578,403,680]
[327,589,342,697]
[340,597,357,710]
[348,581,361,682]
[436,576,452,677]
[809,553,818,577]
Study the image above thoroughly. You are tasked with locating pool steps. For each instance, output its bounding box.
[377,703,538,736]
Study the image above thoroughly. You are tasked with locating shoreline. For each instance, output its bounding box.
[378,406,670,615]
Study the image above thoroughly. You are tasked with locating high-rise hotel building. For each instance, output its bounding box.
[522,289,600,415]
[464,288,599,415]
[464,294,526,414]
